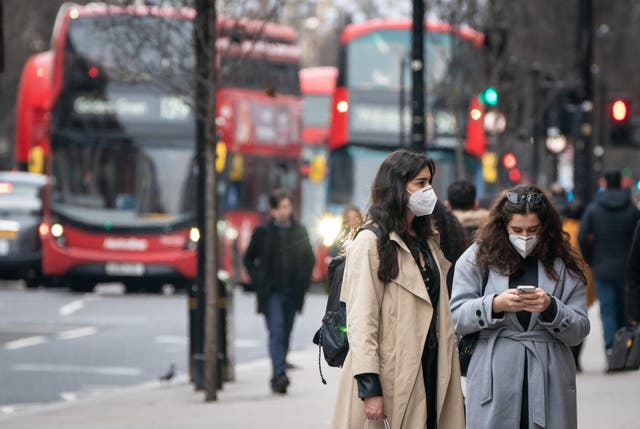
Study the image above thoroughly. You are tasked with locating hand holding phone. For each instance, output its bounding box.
[517,285,536,294]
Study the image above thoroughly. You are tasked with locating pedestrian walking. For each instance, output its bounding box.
[450,184,590,429]
[627,219,640,326]
[332,149,464,429]
[243,189,315,394]
[446,179,489,245]
[329,204,363,258]
[432,200,469,294]
[432,199,470,264]
[578,171,640,362]
[562,198,596,371]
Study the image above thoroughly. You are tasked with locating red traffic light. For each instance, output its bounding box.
[611,100,629,122]
[508,168,521,183]
[502,152,517,169]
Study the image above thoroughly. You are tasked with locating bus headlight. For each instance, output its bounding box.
[224,226,239,241]
[187,227,200,249]
[317,215,342,247]
[51,223,66,246]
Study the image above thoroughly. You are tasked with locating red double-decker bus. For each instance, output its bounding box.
[299,67,336,282]
[327,19,487,213]
[215,19,302,288]
[15,51,53,173]
[15,3,302,292]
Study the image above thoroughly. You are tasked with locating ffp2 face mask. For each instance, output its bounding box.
[407,186,437,217]
[509,234,539,258]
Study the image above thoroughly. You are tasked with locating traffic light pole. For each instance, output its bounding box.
[575,0,594,203]
[410,0,425,152]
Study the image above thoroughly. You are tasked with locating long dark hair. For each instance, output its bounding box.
[367,149,436,283]
[476,184,587,283]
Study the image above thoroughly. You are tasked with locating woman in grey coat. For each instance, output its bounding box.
[450,185,590,429]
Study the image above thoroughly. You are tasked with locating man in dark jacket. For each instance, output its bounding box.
[446,179,489,245]
[432,199,469,294]
[243,189,315,394]
[627,220,640,325]
[578,171,640,360]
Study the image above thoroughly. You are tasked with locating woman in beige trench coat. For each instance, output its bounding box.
[331,150,465,429]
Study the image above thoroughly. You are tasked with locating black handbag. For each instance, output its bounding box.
[609,325,640,371]
[458,269,489,377]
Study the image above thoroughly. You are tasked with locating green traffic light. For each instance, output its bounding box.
[636,180,640,191]
[482,87,499,106]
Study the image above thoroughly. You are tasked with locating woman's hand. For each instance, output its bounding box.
[520,288,552,313]
[364,396,385,423]
[492,289,525,313]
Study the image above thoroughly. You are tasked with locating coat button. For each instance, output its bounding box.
[476,310,482,317]
[479,320,485,327]
[553,328,560,333]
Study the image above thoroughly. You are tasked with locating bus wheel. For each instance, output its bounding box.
[69,281,96,293]
[173,282,190,293]
[25,278,40,289]
[124,280,147,294]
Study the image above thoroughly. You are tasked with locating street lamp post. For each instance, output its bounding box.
[194,0,220,402]
[575,0,594,203]
[410,0,425,152]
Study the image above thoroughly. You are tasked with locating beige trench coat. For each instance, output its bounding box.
[331,229,465,429]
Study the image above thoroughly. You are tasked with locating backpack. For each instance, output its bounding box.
[312,225,380,384]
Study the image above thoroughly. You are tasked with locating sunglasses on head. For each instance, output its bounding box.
[505,192,543,206]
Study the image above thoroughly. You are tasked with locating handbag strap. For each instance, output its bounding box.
[364,418,391,429]
[481,268,489,295]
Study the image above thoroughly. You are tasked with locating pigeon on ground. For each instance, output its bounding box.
[159,363,175,382]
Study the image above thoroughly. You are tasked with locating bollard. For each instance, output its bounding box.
[192,353,205,391]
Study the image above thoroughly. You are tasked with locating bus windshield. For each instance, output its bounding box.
[51,140,195,228]
[328,145,462,209]
[303,94,332,127]
[219,154,298,214]
[347,30,452,91]
[66,15,194,85]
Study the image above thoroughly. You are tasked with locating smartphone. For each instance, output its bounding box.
[517,285,536,294]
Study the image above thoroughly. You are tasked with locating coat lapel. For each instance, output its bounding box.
[538,257,564,296]
[488,269,509,296]
[389,232,430,303]
[428,238,456,421]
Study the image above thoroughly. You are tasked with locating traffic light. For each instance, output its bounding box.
[502,152,517,169]
[609,98,631,145]
[502,152,520,183]
[480,87,499,107]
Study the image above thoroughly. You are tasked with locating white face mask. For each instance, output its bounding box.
[407,186,437,217]
[509,234,539,258]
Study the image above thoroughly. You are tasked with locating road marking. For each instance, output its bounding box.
[236,338,263,348]
[59,299,84,316]
[60,392,77,402]
[1,406,15,415]
[12,364,142,376]
[4,336,47,350]
[154,335,188,345]
[57,327,98,340]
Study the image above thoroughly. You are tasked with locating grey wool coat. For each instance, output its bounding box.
[450,244,590,429]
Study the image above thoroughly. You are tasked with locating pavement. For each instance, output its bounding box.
[1,305,640,429]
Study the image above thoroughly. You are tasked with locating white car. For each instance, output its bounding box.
[0,171,48,288]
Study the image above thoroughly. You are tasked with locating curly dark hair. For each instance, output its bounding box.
[475,184,586,283]
[366,149,436,283]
